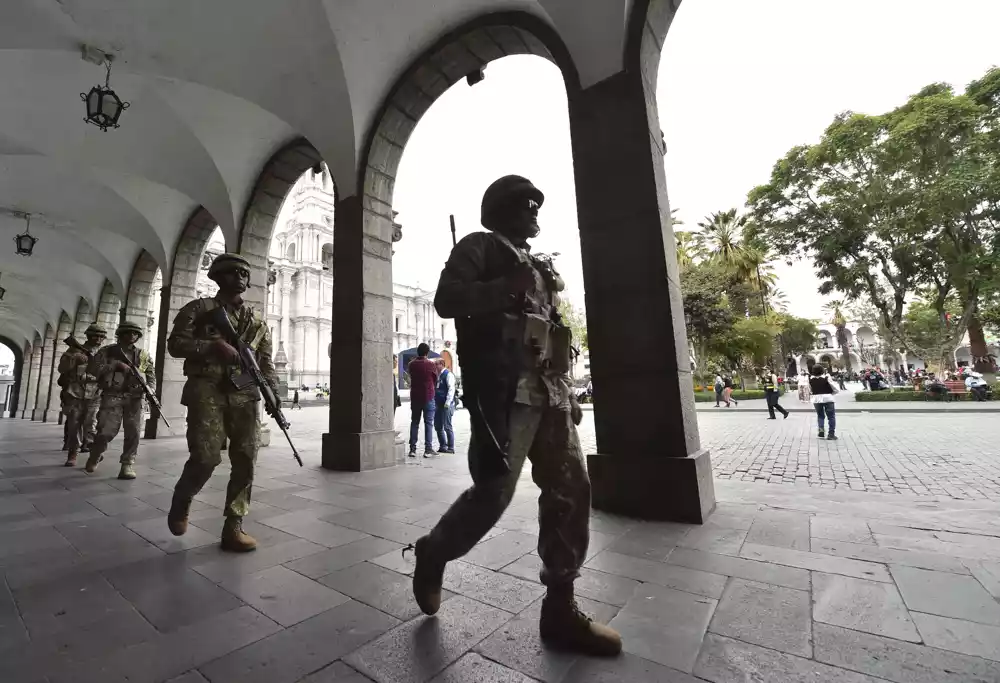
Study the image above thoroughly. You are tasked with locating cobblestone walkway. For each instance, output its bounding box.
[2,412,1000,683]
[397,409,1000,502]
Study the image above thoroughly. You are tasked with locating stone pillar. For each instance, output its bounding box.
[15,343,30,418]
[569,69,714,523]
[322,196,396,471]
[42,317,73,422]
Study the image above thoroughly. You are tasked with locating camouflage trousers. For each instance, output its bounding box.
[425,403,591,587]
[90,395,144,464]
[63,395,100,453]
[173,384,260,519]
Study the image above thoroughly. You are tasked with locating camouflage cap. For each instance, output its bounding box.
[115,321,143,339]
[480,175,544,228]
[208,253,252,282]
[84,323,106,337]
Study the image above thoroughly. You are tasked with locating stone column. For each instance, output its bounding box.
[42,317,73,422]
[322,196,396,471]
[24,334,46,420]
[568,69,714,523]
[15,342,30,418]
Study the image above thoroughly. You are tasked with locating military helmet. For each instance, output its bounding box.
[84,323,106,337]
[115,321,143,339]
[480,175,544,228]
[208,253,252,282]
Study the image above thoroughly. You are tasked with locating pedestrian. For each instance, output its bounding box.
[84,322,156,480]
[713,372,724,407]
[723,373,737,407]
[762,366,789,419]
[407,343,439,458]
[434,358,456,453]
[835,370,847,391]
[292,389,301,410]
[165,253,278,552]
[809,365,839,440]
[57,323,106,467]
[797,371,811,403]
[404,175,620,656]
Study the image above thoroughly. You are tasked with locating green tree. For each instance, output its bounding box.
[716,316,781,377]
[680,262,735,372]
[557,299,588,351]
[772,313,819,357]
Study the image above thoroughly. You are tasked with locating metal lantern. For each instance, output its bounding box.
[14,214,37,257]
[81,59,130,132]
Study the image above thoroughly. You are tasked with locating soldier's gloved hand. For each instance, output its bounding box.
[113,361,131,373]
[210,339,241,364]
[504,263,536,294]
[570,396,583,426]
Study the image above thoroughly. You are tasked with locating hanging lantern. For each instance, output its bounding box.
[14,214,37,257]
[81,58,130,132]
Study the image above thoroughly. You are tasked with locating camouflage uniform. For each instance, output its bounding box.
[166,267,277,521]
[58,326,105,458]
[87,333,155,467]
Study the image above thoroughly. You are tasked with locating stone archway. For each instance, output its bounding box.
[0,335,24,418]
[147,207,220,438]
[124,251,162,342]
[97,280,121,332]
[40,312,73,422]
[322,14,579,472]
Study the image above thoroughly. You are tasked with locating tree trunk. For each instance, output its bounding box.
[840,343,853,372]
[967,315,993,373]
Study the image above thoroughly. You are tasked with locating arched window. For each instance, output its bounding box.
[286,242,296,261]
[321,243,333,271]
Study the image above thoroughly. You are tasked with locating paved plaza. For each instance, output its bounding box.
[2,408,1000,683]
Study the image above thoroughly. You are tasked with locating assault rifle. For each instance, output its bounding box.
[110,345,171,429]
[64,336,95,359]
[210,307,302,467]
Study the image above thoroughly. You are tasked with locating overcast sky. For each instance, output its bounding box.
[392,0,1000,321]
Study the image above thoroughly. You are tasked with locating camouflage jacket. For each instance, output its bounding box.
[57,341,103,400]
[166,296,277,403]
[435,231,572,422]
[88,344,155,399]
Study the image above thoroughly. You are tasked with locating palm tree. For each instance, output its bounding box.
[675,231,698,271]
[824,300,853,372]
[696,209,747,270]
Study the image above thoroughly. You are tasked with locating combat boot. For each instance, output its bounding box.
[405,535,446,615]
[118,463,136,480]
[539,587,622,657]
[84,453,103,474]
[167,493,191,537]
[64,450,78,467]
[221,517,257,552]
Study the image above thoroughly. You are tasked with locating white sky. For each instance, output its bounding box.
[392,0,1000,322]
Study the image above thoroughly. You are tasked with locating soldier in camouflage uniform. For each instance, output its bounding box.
[409,176,622,656]
[58,323,106,466]
[85,321,156,480]
[165,253,278,553]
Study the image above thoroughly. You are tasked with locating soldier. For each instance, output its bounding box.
[165,253,277,553]
[57,323,106,466]
[84,321,156,479]
[407,176,622,656]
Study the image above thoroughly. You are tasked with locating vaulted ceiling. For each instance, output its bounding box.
[0,0,638,349]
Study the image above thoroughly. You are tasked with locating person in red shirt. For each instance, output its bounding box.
[407,343,439,457]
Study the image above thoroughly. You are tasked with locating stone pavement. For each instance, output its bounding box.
[2,411,1000,683]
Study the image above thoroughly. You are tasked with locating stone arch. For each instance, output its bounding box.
[286,242,296,261]
[41,312,73,422]
[15,340,31,419]
[124,251,162,349]
[321,13,580,471]
[97,280,121,332]
[0,335,24,418]
[71,297,95,341]
[238,139,324,313]
[147,206,220,438]
[321,242,333,271]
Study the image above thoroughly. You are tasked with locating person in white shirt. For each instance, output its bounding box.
[434,358,457,453]
[798,372,812,402]
[965,372,989,401]
[809,365,839,440]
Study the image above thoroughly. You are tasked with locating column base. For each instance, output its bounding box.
[322,429,398,472]
[587,449,716,524]
[41,409,60,423]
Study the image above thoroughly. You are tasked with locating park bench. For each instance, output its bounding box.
[942,380,968,400]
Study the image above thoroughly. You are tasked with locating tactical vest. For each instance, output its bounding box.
[182,298,266,380]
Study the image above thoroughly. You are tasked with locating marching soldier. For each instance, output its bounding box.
[84,321,156,479]
[407,176,622,656]
[165,253,278,553]
[57,323,106,466]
